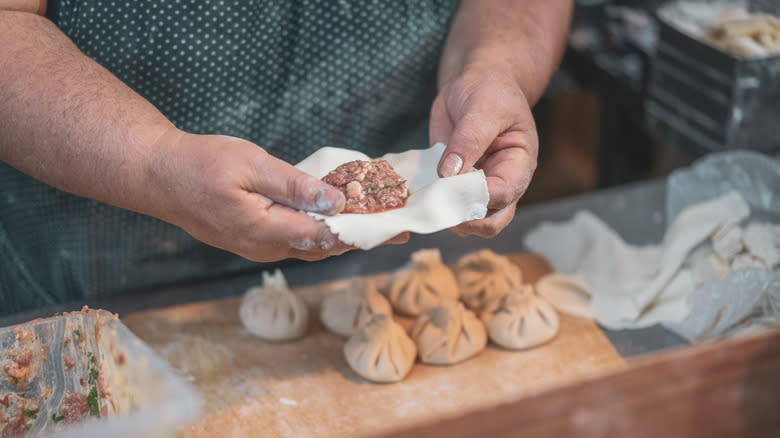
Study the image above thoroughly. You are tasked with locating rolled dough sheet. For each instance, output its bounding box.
[524,192,751,329]
[295,143,490,249]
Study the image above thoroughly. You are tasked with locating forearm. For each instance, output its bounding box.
[439,0,573,105]
[0,10,177,218]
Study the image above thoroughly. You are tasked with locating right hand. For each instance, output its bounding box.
[144,130,405,261]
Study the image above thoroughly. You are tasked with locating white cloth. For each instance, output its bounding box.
[295,143,489,249]
[524,192,753,329]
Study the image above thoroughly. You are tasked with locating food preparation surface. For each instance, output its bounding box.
[122,254,626,437]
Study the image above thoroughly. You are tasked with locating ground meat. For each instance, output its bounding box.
[98,371,110,399]
[12,351,29,369]
[4,350,31,388]
[12,328,30,344]
[2,409,26,438]
[322,160,409,214]
[63,354,74,371]
[60,392,89,424]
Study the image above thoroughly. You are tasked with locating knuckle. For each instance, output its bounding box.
[456,122,488,148]
[285,173,304,202]
[490,189,514,210]
[477,224,501,238]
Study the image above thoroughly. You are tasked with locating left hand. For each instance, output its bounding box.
[429,67,539,238]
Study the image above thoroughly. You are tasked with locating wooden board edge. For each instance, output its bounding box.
[371,327,780,438]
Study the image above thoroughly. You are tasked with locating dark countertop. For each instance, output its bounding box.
[0,177,687,358]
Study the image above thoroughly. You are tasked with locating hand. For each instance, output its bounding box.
[144,130,408,262]
[429,67,539,238]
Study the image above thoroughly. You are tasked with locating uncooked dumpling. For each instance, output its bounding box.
[409,301,487,365]
[239,269,309,342]
[455,249,523,310]
[481,285,559,350]
[386,248,459,316]
[320,278,392,337]
[344,314,416,383]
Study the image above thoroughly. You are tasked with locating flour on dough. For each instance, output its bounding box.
[344,314,416,383]
[481,285,559,350]
[731,252,768,271]
[455,249,523,311]
[742,222,780,268]
[239,270,309,342]
[711,224,743,262]
[320,278,392,337]
[386,248,459,316]
[409,301,486,365]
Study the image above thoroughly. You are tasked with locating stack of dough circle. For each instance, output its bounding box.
[386,248,459,316]
[344,314,417,383]
[455,249,523,311]
[409,301,487,365]
[239,269,309,342]
[320,278,392,337]
[481,284,559,350]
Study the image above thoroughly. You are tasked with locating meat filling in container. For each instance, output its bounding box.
[0,307,201,437]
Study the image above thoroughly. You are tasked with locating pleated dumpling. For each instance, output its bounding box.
[320,278,392,337]
[455,249,523,310]
[409,301,487,365]
[344,314,416,383]
[481,285,559,350]
[239,269,309,342]
[386,248,459,316]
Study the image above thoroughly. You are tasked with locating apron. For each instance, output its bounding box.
[0,0,457,316]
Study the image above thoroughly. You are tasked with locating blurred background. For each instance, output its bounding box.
[523,0,780,205]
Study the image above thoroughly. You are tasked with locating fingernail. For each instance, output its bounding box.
[315,190,335,211]
[440,153,463,178]
[315,188,341,214]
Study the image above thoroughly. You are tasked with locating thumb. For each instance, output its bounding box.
[437,111,503,178]
[250,150,345,215]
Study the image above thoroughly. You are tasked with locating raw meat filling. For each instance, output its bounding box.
[322,160,409,214]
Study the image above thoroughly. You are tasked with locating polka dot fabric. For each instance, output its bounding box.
[55,0,456,162]
[0,0,457,315]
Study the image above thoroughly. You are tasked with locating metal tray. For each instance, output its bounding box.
[645,1,780,157]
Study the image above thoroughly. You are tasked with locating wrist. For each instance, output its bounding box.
[140,127,188,226]
[439,45,530,96]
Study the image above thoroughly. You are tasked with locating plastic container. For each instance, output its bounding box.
[0,308,201,437]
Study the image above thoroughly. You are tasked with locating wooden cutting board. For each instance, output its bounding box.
[123,253,625,437]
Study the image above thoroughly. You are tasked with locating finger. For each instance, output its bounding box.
[450,200,518,238]
[429,93,454,146]
[478,141,538,210]
[289,242,354,262]
[239,195,353,261]
[242,144,345,215]
[437,110,505,178]
[384,232,410,245]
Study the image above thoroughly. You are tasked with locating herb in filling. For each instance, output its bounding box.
[321,160,409,214]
